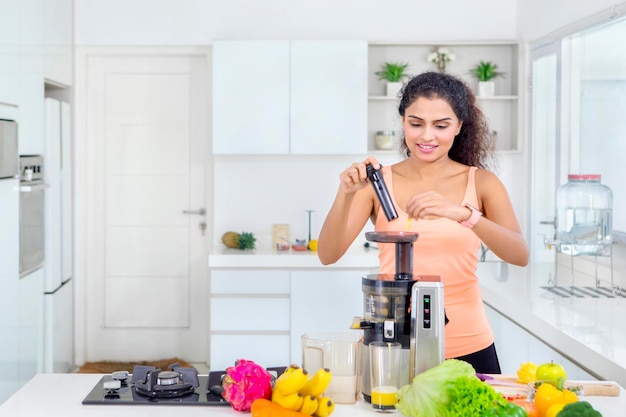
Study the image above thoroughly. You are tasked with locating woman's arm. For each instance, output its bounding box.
[403,168,529,266]
[473,169,529,266]
[317,158,381,265]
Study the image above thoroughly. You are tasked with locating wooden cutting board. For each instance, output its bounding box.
[491,375,621,397]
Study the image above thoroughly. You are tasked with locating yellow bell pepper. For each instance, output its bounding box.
[534,383,579,417]
[545,403,565,417]
[534,383,563,417]
[517,362,538,384]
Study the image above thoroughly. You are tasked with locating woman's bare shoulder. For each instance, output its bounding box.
[474,167,503,185]
[474,168,510,204]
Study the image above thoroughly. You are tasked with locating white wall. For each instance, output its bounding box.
[75,0,518,45]
[517,0,623,41]
[74,0,525,250]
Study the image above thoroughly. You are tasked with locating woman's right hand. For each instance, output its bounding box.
[338,156,381,194]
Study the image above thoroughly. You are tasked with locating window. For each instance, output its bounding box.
[529,11,626,291]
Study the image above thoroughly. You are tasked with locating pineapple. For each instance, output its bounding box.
[221,231,239,249]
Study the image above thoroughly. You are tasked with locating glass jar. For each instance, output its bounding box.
[374,131,395,150]
[556,174,613,256]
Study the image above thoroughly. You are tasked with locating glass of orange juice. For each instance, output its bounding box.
[369,341,401,412]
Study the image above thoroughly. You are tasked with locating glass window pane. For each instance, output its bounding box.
[572,18,626,232]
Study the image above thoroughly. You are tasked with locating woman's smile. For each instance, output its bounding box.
[417,143,439,153]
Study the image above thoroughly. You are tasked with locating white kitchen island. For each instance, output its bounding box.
[1,373,625,416]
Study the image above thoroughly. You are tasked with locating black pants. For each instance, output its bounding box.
[454,343,501,374]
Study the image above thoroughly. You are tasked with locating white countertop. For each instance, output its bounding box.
[1,373,624,416]
[209,246,381,269]
[477,262,626,387]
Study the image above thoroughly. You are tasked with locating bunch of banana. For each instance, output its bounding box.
[272,366,335,417]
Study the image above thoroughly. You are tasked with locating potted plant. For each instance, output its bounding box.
[469,61,505,97]
[375,62,410,97]
[427,47,455,73]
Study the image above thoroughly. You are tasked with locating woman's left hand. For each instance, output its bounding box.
[405,191,471,222]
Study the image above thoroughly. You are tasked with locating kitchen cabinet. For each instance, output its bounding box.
[18,75,45,160]
[17,270,43,384]
[18,0,73,155]
[367,42,522,153]
[208,268,367,370]
[41,0,73,87]
[212,40,367,155]
[18,0,72,87]
[213,41,290,155]
[209,270,291,370]
[485,304,597,380]
[0,50,19,106]
[0,177,20,404]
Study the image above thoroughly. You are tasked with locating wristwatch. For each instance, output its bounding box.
[458,203,482,228]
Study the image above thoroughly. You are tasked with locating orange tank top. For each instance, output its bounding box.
[374,166,493,358]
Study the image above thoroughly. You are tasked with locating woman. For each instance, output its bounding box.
[317,71,529,373]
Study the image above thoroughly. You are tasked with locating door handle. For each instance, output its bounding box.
[183,208,206,216]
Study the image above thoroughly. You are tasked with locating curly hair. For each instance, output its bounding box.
[397,71,495,169]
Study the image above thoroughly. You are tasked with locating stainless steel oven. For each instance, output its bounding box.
[19,155,47,277]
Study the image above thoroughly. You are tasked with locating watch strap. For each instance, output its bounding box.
[458,203,482,228]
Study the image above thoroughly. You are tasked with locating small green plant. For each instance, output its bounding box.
[375,62,410,82]
[469,61,505,82]
[236,231,256,250]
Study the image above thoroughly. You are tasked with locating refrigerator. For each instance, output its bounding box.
[43,98,73,373]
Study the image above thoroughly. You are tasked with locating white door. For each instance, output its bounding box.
[81,49,210,362]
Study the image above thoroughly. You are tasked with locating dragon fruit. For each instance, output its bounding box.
[222,359,273,412]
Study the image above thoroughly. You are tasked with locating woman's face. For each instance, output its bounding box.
[402,96,462,162]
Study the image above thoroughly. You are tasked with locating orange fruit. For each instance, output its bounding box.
[510,399,538,417]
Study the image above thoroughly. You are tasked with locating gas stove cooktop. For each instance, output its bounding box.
[82,364,228,406]
[82,364,286,406]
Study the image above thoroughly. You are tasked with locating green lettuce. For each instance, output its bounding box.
[396,359,475,417]
[396,359,507,417]
[444,375,507,417]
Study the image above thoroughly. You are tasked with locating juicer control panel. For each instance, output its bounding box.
[410,277,445,379]
[422,295,431,329]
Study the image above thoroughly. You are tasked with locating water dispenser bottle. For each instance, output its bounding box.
[556,174,613,256]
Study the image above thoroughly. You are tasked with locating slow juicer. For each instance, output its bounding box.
[356,230,445,402]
